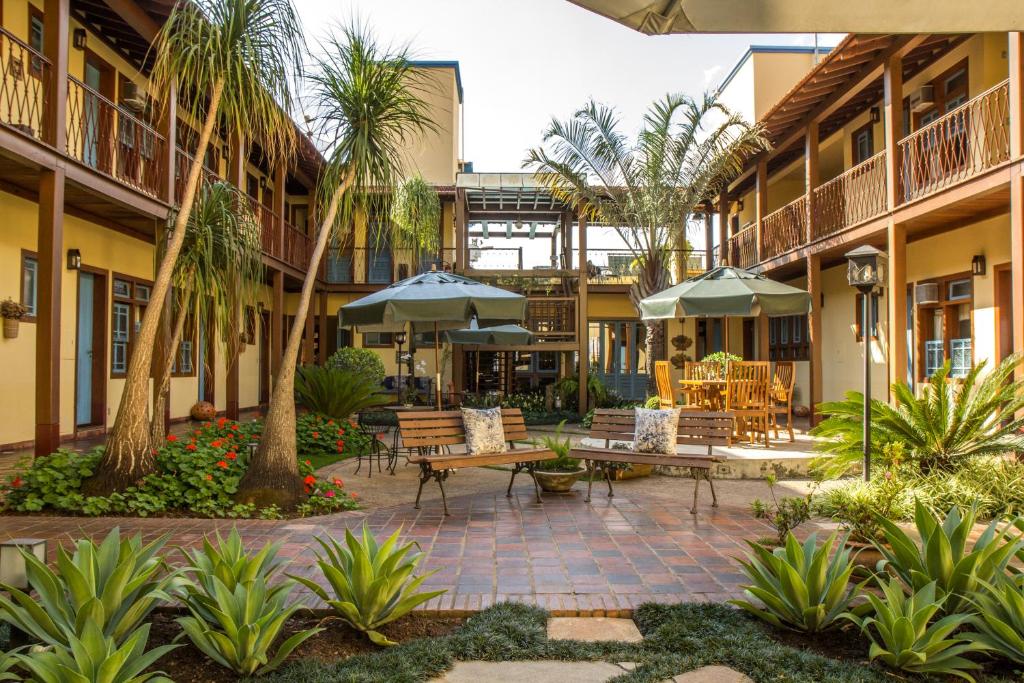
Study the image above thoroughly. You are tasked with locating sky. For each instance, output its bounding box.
[292,0,843,172]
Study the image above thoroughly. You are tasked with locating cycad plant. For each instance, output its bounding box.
[91,0,304,495]
[240,23,435,507]
[294,365,390,420]
[151,180,264,443]
[812,355,1024,477]
[290,524,445,646]
[524,94,768,391]
[0,529,182,648]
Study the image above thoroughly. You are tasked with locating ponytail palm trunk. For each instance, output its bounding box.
[238,25,434,507]
[86,0,303,495]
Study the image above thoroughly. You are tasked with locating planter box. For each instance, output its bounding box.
[534,468,587,493]
[3,319,18,339]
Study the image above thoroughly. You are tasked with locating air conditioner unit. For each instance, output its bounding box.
[121,82,148,113]
[908,84,935,113]
[915,282,940,305]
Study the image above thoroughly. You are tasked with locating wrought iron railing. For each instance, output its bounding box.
[0,29,49,143]
[174,146,221,204]
[813,151,887,239]
[66,76,165,197]
[727,223,757,269]
[762,195,807,259]
[898,79,1010,202]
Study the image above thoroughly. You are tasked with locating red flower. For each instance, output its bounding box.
[305,459,311,466]
[350,492,359,500]
[11,476,22,488]
[337,429,344,436]
[336,440,345,447]
[325,490,335,498]
[211,440,223,448]
[194,430,202,436]
[312,431,320,438]
[204,422,212,428]
[226,451,237,460]
[167,435,177,442]
[186,444,197,452]
[217,417,228,429]
[217,460,228,469]
[327,419,334,426]
[229,424,239,431]
[226,433,234,439]
[332,478,343,487]
[303,475,316,485]
[205,473,213,481]
[336,446,343,453]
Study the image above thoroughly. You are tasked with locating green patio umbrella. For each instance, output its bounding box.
[446,324,534,394]
[339,271,528,408]
[639,266,812,354]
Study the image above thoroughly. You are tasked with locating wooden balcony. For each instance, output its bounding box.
[0,28,49,144]
[726,224,757,269]
[813,150,887,239]
[173,147,222,204]
[526,297,575,343]
[762,195,807,260]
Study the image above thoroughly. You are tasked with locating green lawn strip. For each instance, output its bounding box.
[254,602,1019,683]
[306,451,354,471]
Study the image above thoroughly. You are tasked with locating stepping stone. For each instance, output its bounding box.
[433,661,627,682]
[547,617,643,642]
[670,665,753,682]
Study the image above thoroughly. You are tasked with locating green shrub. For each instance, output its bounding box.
[730,532,867,633]
[843,579,984,680]
[0,528,183,648]
[966,576,1024,664]
[327,347,386,387]
[699,351,741,375]
[295,412,373,460]
[533,420,580,473]
[812,355,1024,477]
[177,531,320,676]
[873,502,1023,615]
[13,621,177,683]
[643,395,662,409]
[290,524,446,646]
[749,474,815,545]
[815,471,914,543]
[295,365,390,420]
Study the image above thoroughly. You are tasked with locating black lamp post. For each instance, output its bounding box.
[845,244,887,482]
[395,330,407,403]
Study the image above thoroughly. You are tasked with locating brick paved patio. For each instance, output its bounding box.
[0,485,824,616]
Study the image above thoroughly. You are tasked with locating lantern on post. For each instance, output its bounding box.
[0,538,47,590]
[845,244,887,482]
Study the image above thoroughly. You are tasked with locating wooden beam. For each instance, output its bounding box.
[454,189,467,274]
[577,212,589,415]
[755,159,767,263]
[271,269,284,383]
[225,134,245,420]
[100,0,161,42]
[887,220,908,390]
[44,0,69,153]
[35,169,64,456]
[718,189,729,265]
[159,80,176,204]
[1009,32,1024,373]
[807,253,823,426]
[757,313,770,361]
[318,290,328,365]
[805,121,819,244]
[883,52,904,210]
[704,212,714,270]
[303,296,315,364]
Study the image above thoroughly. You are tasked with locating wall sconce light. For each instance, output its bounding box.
[971,254,986,276]
[259,176,268,192]
[736,199,744,211]
[870,106,881,124]
[73,29,87,50]
[66,248,81,270]
[0,538,47,590]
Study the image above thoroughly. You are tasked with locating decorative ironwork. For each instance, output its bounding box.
[0,29,49,143]
[762,195,807,259]
[898,79,1010,202]
[173,147,221,204]
[813,151,887,239]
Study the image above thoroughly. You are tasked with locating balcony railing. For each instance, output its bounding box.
[282,219,311,270]
[526,297,575,341]
[66,76,165,198]
[813,150,887,239]
[762,195,807,260]
[467,246,524,270]
[255,203,280,259]
[174,146,222,204]
[571,248,708,284]
[898,79,1010,202]
[726,224,757,269]
[0,29,49,143]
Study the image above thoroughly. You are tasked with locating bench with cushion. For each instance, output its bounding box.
[570,409,733,514]
[396,407,554,515]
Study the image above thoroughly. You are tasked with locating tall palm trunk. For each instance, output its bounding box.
[150,307,188,445]
[237,178,348,508]
[631,254,671,394]
[84,81,225,495]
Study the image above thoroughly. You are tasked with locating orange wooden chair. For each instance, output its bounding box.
[725,361,771,447]
[654,360,677,408]
[679,361,720,409]
[770,361,796,442]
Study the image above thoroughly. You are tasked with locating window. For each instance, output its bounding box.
[769,315,808,361]
[244,306,257,345]
[947,278,971,301]
[111,275,151,377]
[362,332,393,348]
[21,253,38,319]
[852,123,874,165]
[854,293,880,342]
[28,8,44,78]
[916,271,974,381]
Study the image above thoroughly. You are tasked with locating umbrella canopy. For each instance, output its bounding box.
[338,271,528,333]
[639,266,811,320]
[566,0,1021,34]
[447,324,534,346]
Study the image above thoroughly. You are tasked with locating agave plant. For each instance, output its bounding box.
[0,528,183,647]
[843,579,985,680]
[294,365,390,422]
[290,524,445,646]
[729,532,868,633]
[13,621,177,683]
[812,355,1024,477]
[873,502,1023,614]
[0,648,20,682]
[965,576,1024,664]
[177,531,320,675]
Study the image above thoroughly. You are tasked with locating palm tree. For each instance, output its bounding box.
[151,181,264,444]
[524,94,769,388]
[86,0,304,495]
[237,24,436,507]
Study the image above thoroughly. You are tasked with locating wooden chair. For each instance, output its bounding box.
[770,361,796,442]
[680,361,722,409]
[725,361,771,447]
[654,360,677,408]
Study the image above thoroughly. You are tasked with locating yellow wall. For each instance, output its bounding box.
[751,51,824,121]
[405,67,460,185]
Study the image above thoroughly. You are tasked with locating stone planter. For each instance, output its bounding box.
[3,318,18,339]
[534,467,587,493]
[190,401,216,421]
[611,463,653,481]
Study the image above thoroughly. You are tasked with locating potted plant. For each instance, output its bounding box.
[532,420,587,493]
[2,298,27,339]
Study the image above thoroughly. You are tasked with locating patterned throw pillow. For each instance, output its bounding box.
[461,407,506,455]
[633,408,680,455]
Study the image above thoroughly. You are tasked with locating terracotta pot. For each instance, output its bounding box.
[792,404,810,418]
[533,467,587,493]
[3,318,19,339]
[190,401,216,421]
[611,463,654,481]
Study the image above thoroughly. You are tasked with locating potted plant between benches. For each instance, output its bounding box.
[532,420,587,493]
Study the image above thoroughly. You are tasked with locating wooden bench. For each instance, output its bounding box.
[397,408,554,515]
[570,409,733,514]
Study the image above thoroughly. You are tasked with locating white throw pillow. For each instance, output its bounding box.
[633,408,680,455]
[461,407,506,455]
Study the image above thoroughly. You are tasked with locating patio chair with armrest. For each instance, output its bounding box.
[725,361,771,447]
[770,360,796,442]
[654,360,678,408]
[356,410,396,477]
[680,361,721,409]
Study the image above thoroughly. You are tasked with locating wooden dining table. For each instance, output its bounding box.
[678,379,728,411]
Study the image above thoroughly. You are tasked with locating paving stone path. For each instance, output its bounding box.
[431,661,752,682]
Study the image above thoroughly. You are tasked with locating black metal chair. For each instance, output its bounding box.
[356,410,396,477]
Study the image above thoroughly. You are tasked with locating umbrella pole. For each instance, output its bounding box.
[723,316,730,355]
[475,346,480,394]
[434,321,442,410]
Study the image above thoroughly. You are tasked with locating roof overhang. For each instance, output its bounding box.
[457,173,569,220]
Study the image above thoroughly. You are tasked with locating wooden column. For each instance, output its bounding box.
[1010,32,1024,369]
[704,212,714,271]
[159,81,177,204]
[718,190,729,265]
[43,0,68,152]
[577,213,589,415]
[755,159,768,265]
[273,163,286,256]
[454,190,466,274]
[757,313,770,361]
[224,134,246,420]
[271,269,284,382]
[303,293,315,365]
[807,254,823,425]
[887,220,908,388]
[318,290,328,365]
[883,52,904,211]
[804,121,819,244]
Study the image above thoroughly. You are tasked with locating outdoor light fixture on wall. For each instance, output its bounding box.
[0,538,46,590]
[971,254,986,277]
[66,248,81,270]
[869,106,881,123]
[73,29,87,50]
[845,244,887,483]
